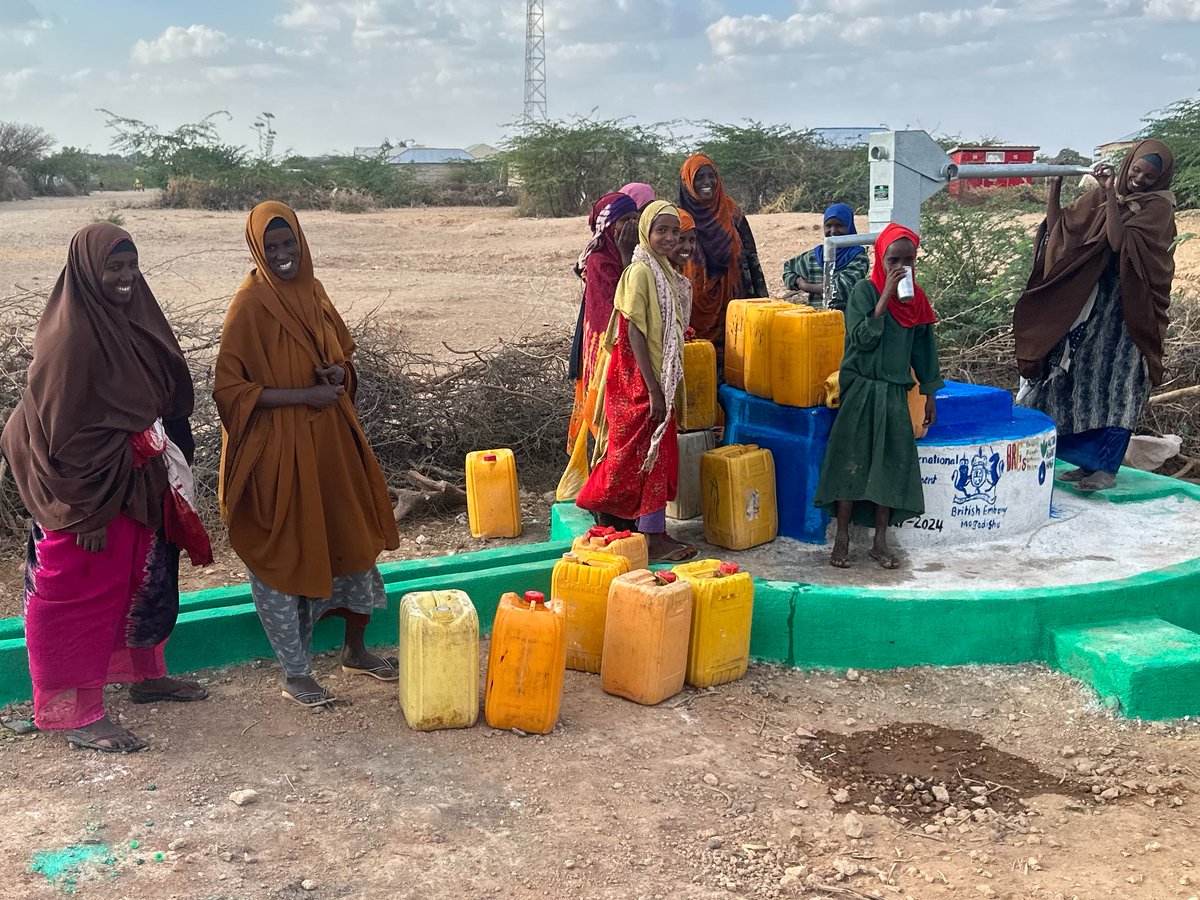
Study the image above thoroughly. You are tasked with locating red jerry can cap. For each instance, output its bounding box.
[655,571,677,584]
[718,562,740,575]
[524,591,545,605]
[604,530,633,544]
[483,452,497,462]
[586,525,611,538]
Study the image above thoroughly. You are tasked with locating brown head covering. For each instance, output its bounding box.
[1014,139,1176,386]
[214,201,398,598]
[1,223,192,532]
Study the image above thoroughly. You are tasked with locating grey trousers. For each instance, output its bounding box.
[248,568,386,677]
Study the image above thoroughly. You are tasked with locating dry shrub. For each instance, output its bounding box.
[329,189,375,213]
[0,166,32,202]
[1,285,572,547]
[162,175,327,212]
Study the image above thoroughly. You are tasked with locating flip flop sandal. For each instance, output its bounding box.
[342,656,400,681]
[829,553,852,569]
[1057,468,1095,483]
[650,542,698,563]
[65,729,148,754]
[868,549,900,570]
[129,682,210,704]
[281,687,336,708]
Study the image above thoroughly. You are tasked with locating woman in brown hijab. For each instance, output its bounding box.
[1014,140,1176,491]
[1,223,210,753]
[215,201,400,708]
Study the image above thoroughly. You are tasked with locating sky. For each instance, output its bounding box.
[1,0,1198,160]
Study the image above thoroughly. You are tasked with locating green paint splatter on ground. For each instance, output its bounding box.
[30,843,111,883]
[128,840,139,850]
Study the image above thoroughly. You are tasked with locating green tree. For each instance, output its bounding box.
[918,199,1033,352]
[1142,94,1200,209]
[98,109,247,188]
[695,120,866,213]
[29,147,95,191]
[1036,148,1090,166]
[503,115,680,217]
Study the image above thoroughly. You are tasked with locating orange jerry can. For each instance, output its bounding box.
[485,591,566,734]
[672,560,754,689]
[552,549,629,674]
[908,371,930,439]
[742,302,799,399]
[466,449,521,538]
[600,570,693,706]
[571,526,649,572]
[770,308,845,408]
[724,298,777,390]
[680,339,717,431]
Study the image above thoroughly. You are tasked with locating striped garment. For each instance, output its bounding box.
[781,248,869,311]
[1017,261,1151,434]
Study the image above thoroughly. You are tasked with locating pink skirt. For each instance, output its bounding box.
[24,514,175,730]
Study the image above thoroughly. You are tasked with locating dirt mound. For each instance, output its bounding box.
[797,723,1095,822]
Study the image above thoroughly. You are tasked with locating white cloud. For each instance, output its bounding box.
[1163,50,1198,69]
[0,0,51,46]
[0,66,39,99]
[278,2,342,31]
[1144,0,1200,19]
[131,25,231,65]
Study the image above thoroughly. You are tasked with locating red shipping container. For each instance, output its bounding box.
[948,145,1039,196]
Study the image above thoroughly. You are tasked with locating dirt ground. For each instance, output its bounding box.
[2,660,1198,899]
[3,194,1200,898]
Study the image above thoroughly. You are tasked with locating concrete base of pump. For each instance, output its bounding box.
[3,467,1200,720]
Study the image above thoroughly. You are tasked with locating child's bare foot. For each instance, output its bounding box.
[829,533,851,568]
[646,532,697,562]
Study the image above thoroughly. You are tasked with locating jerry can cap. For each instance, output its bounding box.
[718,562,740,576]
[586,525,607,537]
[604,529,632,544]
[654,571,677,584]
[483,452,497,462]
[524,590,545,605]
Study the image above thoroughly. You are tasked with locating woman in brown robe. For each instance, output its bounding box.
[1014,140,1176,491]
[2,223,209,752]
[215,202,400,707]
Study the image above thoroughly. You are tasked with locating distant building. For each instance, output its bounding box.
[812,126,888,148]
[947,145,1039,196]
[465,143,501,160]
[386,147,477,184]
[1094,129,1145,162]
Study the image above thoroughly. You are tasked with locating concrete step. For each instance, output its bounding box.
[1051,617,1200,720]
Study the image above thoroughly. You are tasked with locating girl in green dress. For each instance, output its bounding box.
[814,223,943,569]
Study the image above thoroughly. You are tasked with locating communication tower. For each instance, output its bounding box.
[523,0,547,121]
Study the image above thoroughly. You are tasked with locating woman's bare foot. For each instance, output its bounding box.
[65,716,147,753]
